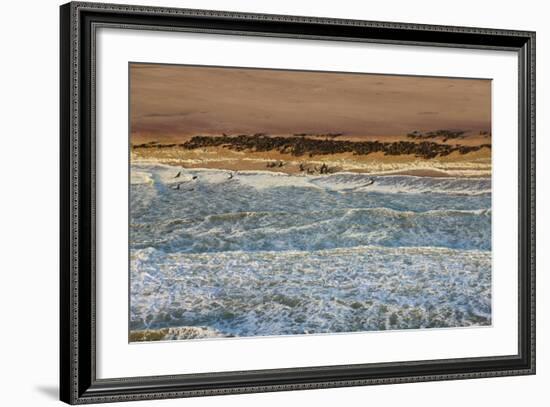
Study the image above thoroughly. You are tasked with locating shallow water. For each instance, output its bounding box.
[129,164,491,339]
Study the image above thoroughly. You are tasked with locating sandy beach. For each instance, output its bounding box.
[131,134,491,178]
[130,64,492,179]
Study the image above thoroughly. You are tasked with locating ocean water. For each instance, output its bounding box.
[129,164,492,340]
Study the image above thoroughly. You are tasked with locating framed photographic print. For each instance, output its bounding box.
[60,1,536,404]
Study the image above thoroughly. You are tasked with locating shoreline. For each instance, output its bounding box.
[131,156,491,178]
[131,133,491,178]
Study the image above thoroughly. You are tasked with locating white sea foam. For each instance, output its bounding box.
[129,164,492,340]
[130,246,491,338]
[130,170,153,185]
[310,172,491,195]
[132,165,491,195]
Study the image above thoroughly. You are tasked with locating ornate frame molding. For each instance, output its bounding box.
[60,2,535,404]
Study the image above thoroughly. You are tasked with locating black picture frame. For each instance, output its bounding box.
[60,1,536,404]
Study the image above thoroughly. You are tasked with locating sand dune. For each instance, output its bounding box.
[130,63,491,142]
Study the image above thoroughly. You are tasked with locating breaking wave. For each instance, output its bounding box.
[131,164,491,196]
[130,206,491,253]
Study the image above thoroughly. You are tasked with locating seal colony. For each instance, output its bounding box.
[132,131,491,177]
